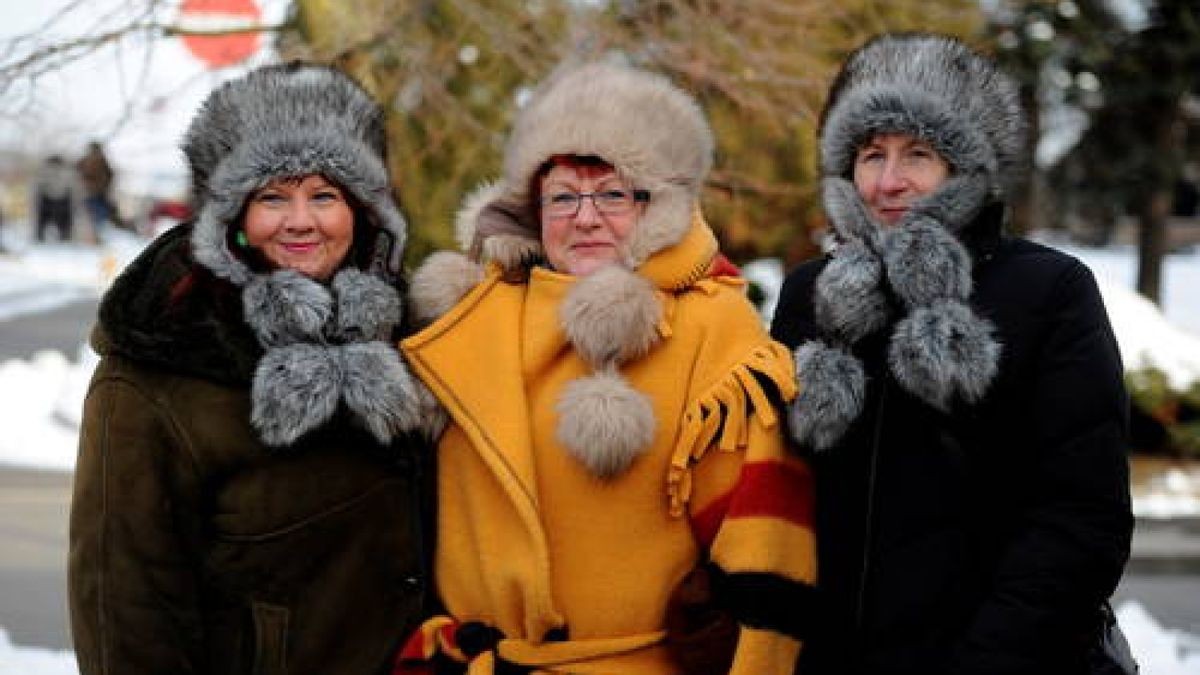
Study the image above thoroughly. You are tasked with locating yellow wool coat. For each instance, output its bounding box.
[401,222,815,674]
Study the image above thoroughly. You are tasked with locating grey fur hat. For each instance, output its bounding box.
[790,33,1025,451]
[182,63,440,447]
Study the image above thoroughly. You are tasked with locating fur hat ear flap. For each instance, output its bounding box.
[556,368,656,480]
[789,342,867,452]
[408,251,485,325]
[456,182,542,270]
[882,219,973,310]
[252,344,342,446]
[888,299,1001,411]
[481,234,542,272]
[560,265,663,366]
[339,342,428,444]
[330,269,403,342]
[243,271,333,346]
[823,177,880,242]
[815,241,891,343]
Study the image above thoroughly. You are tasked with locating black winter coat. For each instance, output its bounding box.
[770,223,1133,675]
[69,226,434,675]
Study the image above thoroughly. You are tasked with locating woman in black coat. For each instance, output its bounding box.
[770,33,1133,675]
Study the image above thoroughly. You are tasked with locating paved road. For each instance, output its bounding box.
[0,466,72,649]
[0,298,98,361]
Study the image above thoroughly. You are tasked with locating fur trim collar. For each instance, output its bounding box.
[456,60,713,272]
[95,225,261,386]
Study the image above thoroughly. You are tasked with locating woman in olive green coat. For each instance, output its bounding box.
[69,63,440,675]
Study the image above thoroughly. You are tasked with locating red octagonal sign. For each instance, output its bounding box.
[179,0,262,69]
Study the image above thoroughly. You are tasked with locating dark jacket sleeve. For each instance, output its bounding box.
[950,260,1133,674]
[769,258,827,349]
[69,367,208,675]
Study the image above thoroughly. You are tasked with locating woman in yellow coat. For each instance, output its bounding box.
[398,61,815,674]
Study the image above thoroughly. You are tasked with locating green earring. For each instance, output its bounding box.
[235,230,249,247]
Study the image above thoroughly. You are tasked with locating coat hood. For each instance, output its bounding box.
[455,60,714,272]
[789,34,1025,452]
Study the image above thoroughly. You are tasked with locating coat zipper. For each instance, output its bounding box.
[854,380,888,641]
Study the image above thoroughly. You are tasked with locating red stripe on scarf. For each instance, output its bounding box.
[726,461,813,527]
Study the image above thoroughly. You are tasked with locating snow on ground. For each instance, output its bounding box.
[0,628,76,675]
[1,229,1200,673]
[1117,601,1200,675]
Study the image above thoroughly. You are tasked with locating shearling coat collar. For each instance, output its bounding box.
[95,224,261,386]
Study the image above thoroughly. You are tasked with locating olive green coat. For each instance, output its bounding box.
[69,227,431,675]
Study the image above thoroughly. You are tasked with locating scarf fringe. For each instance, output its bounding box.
[666,341,797,516]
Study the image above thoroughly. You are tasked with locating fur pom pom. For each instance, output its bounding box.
[907,174,990,232]
[252,344,342,446]
[789,342,867,452]
[556,371,656,479]
[243,270,332,346]
[815,241,891,342]
[330,269,403,341]
[408,251,485,325]
[340,342,426,444]
[889,300,1001,411]
[560,265,662,366]
[883,220,973,309]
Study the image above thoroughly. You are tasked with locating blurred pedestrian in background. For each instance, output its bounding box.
[69,63,438,675]
[771,32,1133,675]
[76,140,119,240]
[34,154,75,242]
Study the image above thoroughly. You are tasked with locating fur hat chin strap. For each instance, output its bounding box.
[556,369,656,479]
[790,177,1001,451]
[245,267,441,446]
[555,264,664,477]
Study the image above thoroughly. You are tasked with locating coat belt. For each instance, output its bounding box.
[395,616,666,674]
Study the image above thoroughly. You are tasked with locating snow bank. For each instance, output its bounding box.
[0,628,76,675]
[1096,280,1200,390]
[0,346,95,471]
[1116,600,1200,675]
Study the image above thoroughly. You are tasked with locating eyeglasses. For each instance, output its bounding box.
[540,188,650,219]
